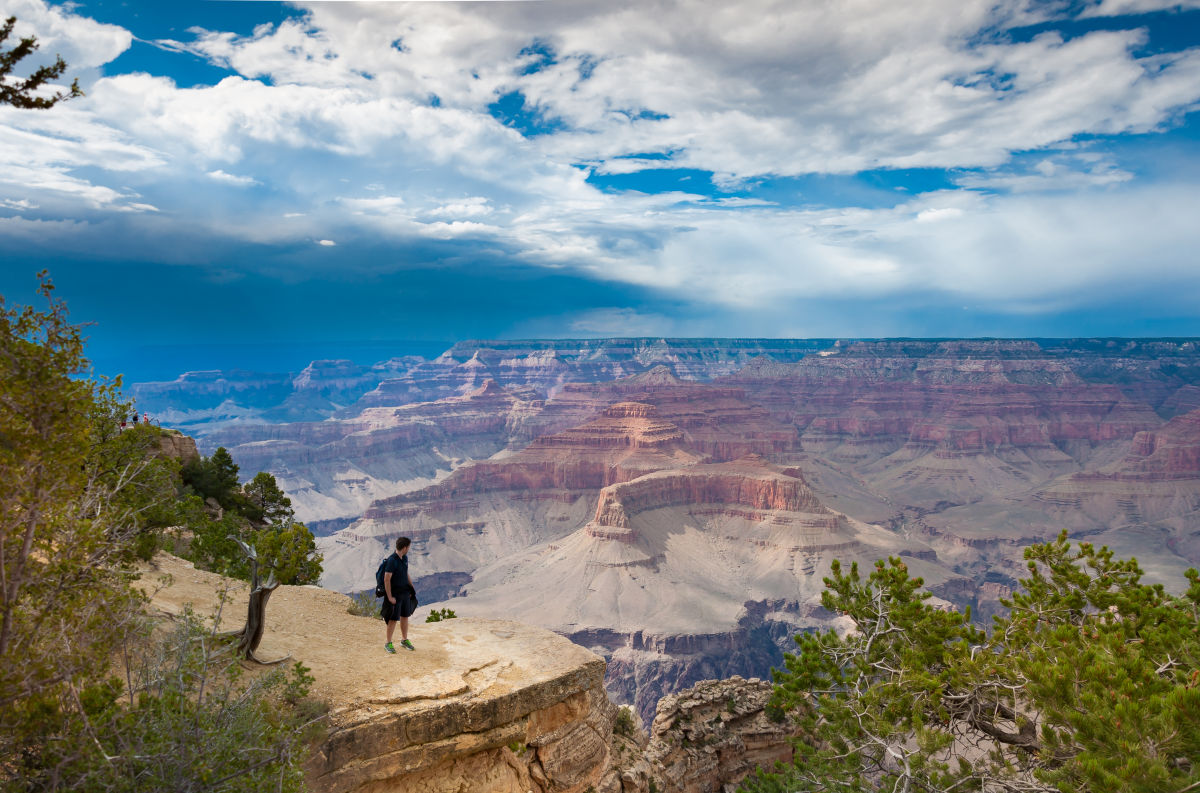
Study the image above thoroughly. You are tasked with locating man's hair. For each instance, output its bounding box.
[396,536,412,551]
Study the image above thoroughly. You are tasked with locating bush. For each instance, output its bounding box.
[10,606,325,792]
[0,275,326,791]
[613,705,637,738]
[347,591,379,617]
[425,607,457,623]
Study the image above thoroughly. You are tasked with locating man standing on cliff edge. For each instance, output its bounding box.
[382,536,417,653]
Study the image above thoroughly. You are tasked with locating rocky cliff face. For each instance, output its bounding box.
[614,676,806,793]
[152,429,200,466]
[317,400,707,593]
[351,339,827,410]
[132,340,824,438]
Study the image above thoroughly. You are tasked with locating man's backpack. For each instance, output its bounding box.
[374,556,389,598]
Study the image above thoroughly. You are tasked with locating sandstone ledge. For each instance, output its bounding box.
[138,553,619,793]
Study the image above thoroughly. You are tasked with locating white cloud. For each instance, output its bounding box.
[1079,0,1200,17]
[2,0,1199,330]
[1,0,131,72]
[915,207,965,222]
[423,196,493,218]
[206,169,260,186]
[956,154,1134,192]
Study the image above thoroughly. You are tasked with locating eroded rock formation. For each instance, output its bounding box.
[614,676,806,793]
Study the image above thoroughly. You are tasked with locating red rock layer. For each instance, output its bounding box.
[724,356,1160,463]
[1081,407,1200,481]
[589,460,827,531]
[363,403,703,522]
[516,372,800,460]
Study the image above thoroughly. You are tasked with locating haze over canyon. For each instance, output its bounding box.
[133,337,1200,722]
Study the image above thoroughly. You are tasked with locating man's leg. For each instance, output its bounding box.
[399,616,415,650]
[386,620,396,642]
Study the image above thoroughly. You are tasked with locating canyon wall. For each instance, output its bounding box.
[144,339,1200,727]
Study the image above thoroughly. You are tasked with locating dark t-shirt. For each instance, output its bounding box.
[382,552,408,598]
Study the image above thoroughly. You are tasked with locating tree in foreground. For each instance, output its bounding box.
[0,16,83,109]
[743,533,1200,793]
[1,275,323,791]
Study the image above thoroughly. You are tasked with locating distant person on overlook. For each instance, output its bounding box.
[382,536,417,653]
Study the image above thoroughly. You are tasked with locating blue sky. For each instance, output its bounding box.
[1,0,1199,380]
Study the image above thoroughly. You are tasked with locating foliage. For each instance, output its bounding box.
[242,471,292,525]
[254,518,322,586]
[0,16,83,109]
[182,447,243,513]
[346,591,380,617]
[742,532,1200,793]
[613,705,637,739]
[1,274,149,745]
[0,275,327,791]
[425,607,457,623]
[7,606,324,792]
[180,455,322,586]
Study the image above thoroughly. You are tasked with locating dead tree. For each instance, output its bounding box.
[222,536,290,665]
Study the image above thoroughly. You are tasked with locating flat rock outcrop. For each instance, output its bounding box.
[138,552,621,793]
[152,429,200,465]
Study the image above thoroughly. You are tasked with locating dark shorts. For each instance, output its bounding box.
[381,593,417,621]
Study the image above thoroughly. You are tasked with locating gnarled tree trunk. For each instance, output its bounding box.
[224,536,289,665]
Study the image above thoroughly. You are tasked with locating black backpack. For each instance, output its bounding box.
[374,556,389,598]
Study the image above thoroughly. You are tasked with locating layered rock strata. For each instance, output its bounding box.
[317,401,707,592]
[449,457,958,722]
[351,339,826,410]
[207,381,540,526]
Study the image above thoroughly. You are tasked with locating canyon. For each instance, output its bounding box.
[135,337,1200,723]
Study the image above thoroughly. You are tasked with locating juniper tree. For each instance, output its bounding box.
[744,533,1200,793]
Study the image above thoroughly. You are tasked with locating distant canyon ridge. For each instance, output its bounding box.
[132,337,1200,723]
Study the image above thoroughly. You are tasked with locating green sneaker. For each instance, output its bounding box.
[400,639,415,651]
[385,642,397,654]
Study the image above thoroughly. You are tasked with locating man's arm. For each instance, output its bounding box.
[384,571,395,603]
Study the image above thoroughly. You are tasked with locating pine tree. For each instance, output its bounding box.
[744,533,1200,793]
[0,16,83,109]
[242,471,293,525]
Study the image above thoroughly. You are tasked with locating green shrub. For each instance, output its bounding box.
[425,607,457,622]
[614,705,637,738]
[347,591,379,617]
